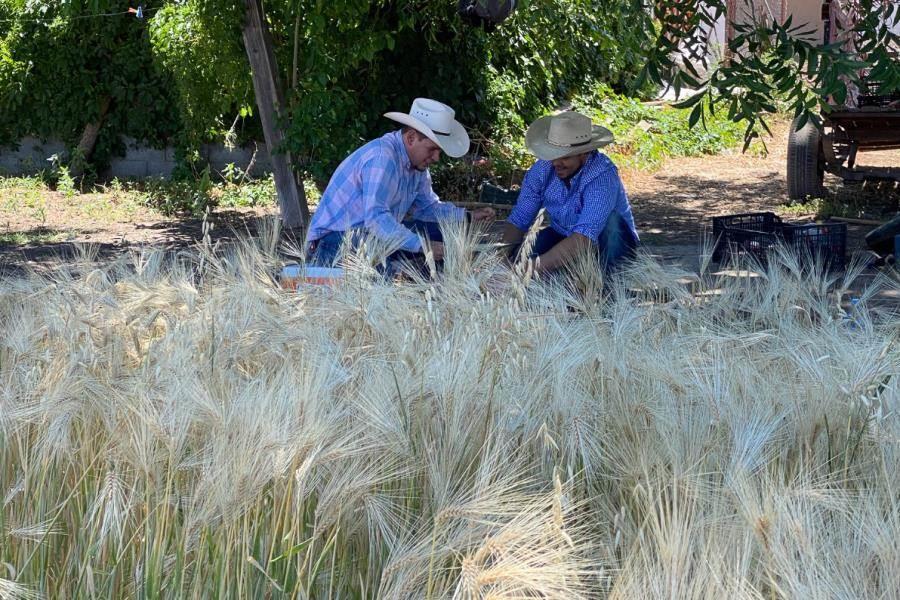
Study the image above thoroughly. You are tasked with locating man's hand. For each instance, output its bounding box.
[501,222,525,260]
[426,240,445,262]
[535,232,593,273]
[470,207,496,222]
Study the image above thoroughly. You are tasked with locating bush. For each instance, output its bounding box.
[1,0,656,179]
[572,84,746,170]
[105,168,319,217]
[0,1,180,169]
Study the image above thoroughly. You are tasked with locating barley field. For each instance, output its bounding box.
[1,222,899,599]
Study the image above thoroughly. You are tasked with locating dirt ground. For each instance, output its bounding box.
[1,121,898,277]
[622,122,899,266]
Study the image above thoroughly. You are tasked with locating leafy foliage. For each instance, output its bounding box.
[254,0,652,180]
[573,84,745,170]
[648,0,900,145]
[0,1,181,169]
[148,1,254,150]
[3,0,894,179]
[1,0,653,179]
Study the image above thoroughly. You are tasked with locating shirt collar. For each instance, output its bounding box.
[389,130,413,172]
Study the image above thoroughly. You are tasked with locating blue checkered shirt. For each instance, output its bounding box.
[306,131,465,252]
[507,151,638,242]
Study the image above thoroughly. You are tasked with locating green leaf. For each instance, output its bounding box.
[807,51,819,75]
[671,89,706,109]
[741,122,758,152]
[688,103,702,128]
[682,58,702,80]
[647,60,660,85]
[632,66,649,93]
[679,70,702,89]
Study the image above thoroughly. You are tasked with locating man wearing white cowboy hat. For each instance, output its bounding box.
[306,98,495,266]
[501,111,638,272]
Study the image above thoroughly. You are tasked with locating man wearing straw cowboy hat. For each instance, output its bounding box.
[501,111,639,272]
[305,98,496,266]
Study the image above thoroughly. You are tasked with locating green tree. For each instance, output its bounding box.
[0,0,180,172]
[149,0,652,180]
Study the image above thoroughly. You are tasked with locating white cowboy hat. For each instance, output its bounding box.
[384,98,470,158]
[525,111,614,161]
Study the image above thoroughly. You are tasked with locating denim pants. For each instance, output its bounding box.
[529,212,638,270]
[306,220,443,268]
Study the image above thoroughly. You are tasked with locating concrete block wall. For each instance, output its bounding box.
[201,141,272,176]
[0,137,274,179]
[0,137,67,175]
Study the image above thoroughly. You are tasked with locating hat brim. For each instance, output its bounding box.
[384,112,470,158]
[525,115,614,161]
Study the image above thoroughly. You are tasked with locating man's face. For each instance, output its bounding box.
[404,130,443,171]
[551,152,589,180]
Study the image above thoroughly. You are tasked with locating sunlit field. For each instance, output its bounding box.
[1,221,899,599]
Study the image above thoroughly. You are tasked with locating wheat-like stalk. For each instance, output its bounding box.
[0,229,897,598]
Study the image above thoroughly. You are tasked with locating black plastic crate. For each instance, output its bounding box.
[718,226,781,263]
[479,182,519,205]
[711,212,847,270]
[711,212,782,261]
[782,222,847,271]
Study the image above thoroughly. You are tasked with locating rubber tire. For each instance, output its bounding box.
[786,117,825,201]
[865,213,900,255]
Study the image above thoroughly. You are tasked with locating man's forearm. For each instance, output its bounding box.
[500,222,526,260]
[411,200,466,223]
[536,233,592,273]
[501,222,525,245]
[367,213,422,252]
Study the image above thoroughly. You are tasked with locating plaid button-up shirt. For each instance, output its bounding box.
[305,131,466,253]
[508,151,638,242]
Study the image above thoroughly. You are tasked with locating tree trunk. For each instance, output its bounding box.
[724,0,738,64]
[242,0,309,229]
[70,95,111,177]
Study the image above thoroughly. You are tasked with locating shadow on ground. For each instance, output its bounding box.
[0,210,290,277]
[629,170,898,256]
[629,172,786,243]
[2,144,899,277]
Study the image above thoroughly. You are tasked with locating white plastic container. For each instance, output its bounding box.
[280,265,344,289]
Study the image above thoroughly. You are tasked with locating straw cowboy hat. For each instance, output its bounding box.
[525,111,614,161]
[385,98,470,158]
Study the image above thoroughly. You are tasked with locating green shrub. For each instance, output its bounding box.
[47,154,79,197]
[2,0,655,180]
[108,170,295,216]
[572,84,746,171]
[218,178,277,210]
[0,1,180,168]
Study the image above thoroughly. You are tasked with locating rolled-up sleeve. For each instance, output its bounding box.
[361,154,422,252]
[409,170,466,222]
[507,163,546,232]
[571,167,622,242]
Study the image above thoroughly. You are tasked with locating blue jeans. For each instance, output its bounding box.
[306,220,443,268]
[529,212,638,270]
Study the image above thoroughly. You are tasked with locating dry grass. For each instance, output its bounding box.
[1,220,899,598]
